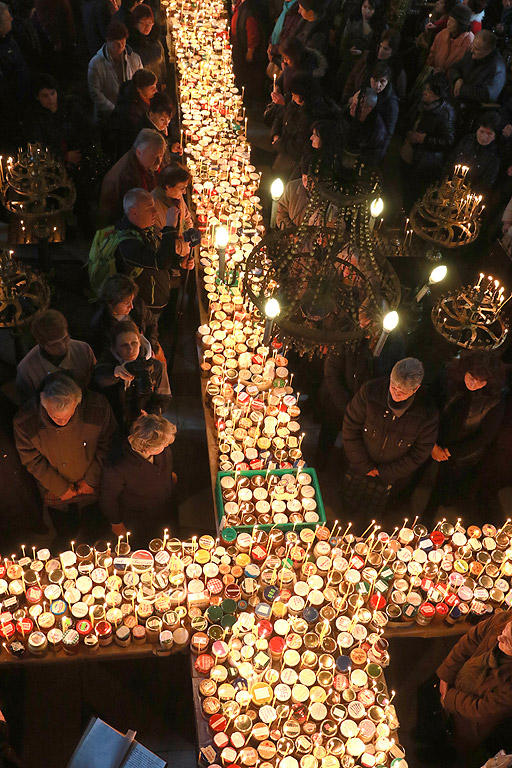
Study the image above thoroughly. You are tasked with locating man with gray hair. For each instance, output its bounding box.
[14,372,117,546]
[341,357,439,517]
[98,128,166,227]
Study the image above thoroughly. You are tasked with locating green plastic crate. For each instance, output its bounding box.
[215,467,326,534]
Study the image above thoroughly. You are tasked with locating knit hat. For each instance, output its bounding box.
[448,4,473,30]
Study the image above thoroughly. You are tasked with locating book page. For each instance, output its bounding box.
[121,742,166,768]
[67,718,133,768]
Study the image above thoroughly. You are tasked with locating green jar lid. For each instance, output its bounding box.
[221,598,237,615]
[191,615,208,632]
[366,663,381,679]
[221,527,237,543]
[221,614,237,630]
[207,605,223,623]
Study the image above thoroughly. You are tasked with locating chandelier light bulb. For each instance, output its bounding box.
[265,298,281,319]
[270,178,284,201]
[382,310,399,332]
[370,197,384,218]
[215,226,229,248]
[429,265,447,284]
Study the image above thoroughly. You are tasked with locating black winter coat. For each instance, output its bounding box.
[88,296,160,357]
[432,371,507,466]
[407,98,455,172]
[342,376,439,483]
[294,12,329,54]
[375,83,399,144]
[272,93,338,164]
[341,109,389,167]
[110,79,150,156]
[447,134,500,194]
[115,215,178,312]
[24,96,90,160]
[128,27,166,84]
[99,439,175,538]
[449,48,506,103]
[82,0,114,56]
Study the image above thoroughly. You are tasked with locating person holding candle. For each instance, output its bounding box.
[423,350,506,521]
[16,309,96,403]
[14,372,117,548]
[333,0,386,92]
[435,611,512,761]
[267,0,301,76]
[100,413,177,545]
[426,4,474,73]
[341,357,439,518]
[93,319,171,431]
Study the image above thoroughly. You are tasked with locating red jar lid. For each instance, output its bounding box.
[209,713,228,733]
[0,565,5,579]
[252,545,267,563]
[95,620,112,637]
[369,594,386,610]
[315,526,331,541]
[214,732,229,749]
[257,620,273,638]
[420,603,435,617]
[269,636,286,656]
[16,618,33,636]
[76,619,93,636]
[445,593,460,607]
[420,578,434,593]
[195,654,215,674]
[207,578,224,595]
[430,531,445,548]
[278,588,292,603]
[436,603,449,615]
[0,622,15,639]
[358,688,375,707]
[26,586,43,604]
[250,459,264,470]
[333,673,349,691]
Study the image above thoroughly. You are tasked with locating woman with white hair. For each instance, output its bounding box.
[100,413,177,544]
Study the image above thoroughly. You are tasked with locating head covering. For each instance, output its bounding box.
[448,4,472,30]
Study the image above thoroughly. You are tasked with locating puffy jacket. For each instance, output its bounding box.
[88,42,142,120]
[342,376,439,483]
[449,48,506,103]
[406,98,455,172]
[427,28,474,72]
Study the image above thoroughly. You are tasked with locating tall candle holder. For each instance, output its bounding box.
[409,165,484,248]
[0,143,75,245]
[432,273,510,349]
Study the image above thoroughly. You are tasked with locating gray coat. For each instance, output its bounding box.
[88,43,142,120]
[449,48,506,104]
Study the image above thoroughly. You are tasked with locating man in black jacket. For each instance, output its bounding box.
[449,30,506,105]
[114,187,182,314]
[341,87,388,168]
[342,358,439,515]
[446,111,501,195]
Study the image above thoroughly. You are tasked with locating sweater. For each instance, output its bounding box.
[427,28,474,72]
[16,340,96,402]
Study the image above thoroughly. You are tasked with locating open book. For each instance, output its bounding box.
[67,716,167,768]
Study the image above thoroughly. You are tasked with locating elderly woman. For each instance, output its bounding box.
[88,274,161,359]
[151,163,196,267]
[100,413,177,544]
[436,611,512,760]
[93,320,171,431]
[14,372,117,546]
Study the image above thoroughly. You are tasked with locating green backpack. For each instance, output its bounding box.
[87,226,144,297]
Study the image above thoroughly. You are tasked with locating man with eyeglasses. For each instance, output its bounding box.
[16,309,96,402]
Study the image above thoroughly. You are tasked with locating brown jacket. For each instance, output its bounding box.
[14,391,117,497]
[98,149,157,228]
[16,340,96,403]
[437,611,512,747]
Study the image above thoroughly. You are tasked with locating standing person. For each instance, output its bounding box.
[0,1,31,144]
[87,19,142,122]
[267,0,301,76]
[128,3,166,85]
[341,357,439,518]
[343,29,406,102]
[427,4,474,73]
[294,0,330,54]
[449,30,505,106]
[16,310,96,402]
[87,274,161,358]
[335,0,384,90]
[341,87,388,168]
[446,111,501,195]
[98,128,165,227]
[316,311,405,469]
[81,0,117,57]
[109,67,158,155]
[14,372,117,547]
[424,350,506,518]
[93,320,171,430]
[151,163,195,264]
[100,413,177,545]
[435,612,512,761]
[400,73,455,210]
[137,91,181,164]
[231,0,267,102]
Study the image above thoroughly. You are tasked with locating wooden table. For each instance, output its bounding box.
[0,641,188,666]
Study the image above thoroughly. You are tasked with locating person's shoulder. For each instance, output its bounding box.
[414,385,439,418]
[82,390,113,422]
[17,344,40,370]
[14,397,40,432]
[70,339,94,356]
